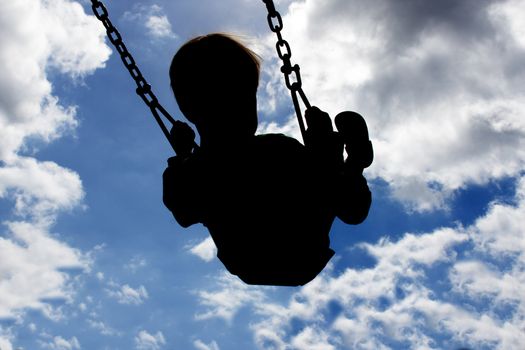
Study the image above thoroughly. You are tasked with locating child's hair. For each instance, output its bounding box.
[169,33,261,123]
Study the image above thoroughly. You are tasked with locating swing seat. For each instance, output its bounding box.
[212,222,336,287]
[226,246,335,286]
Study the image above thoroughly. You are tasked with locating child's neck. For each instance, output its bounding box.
[200,133,254,153]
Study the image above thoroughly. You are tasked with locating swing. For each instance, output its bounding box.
[90,0,373,286]
[89,0,334,148]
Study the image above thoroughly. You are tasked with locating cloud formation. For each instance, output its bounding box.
[0,221,87,319]
[123,4,177,40]
[39,335,81,350]
[193,339,220,350]
[87,319,121,337]
[106,282,149,305]
[135,330,166,350]
[195,175,525,349]
[188,237,217,262]
[259,0,525,211]
[0,328,14,350]
[0,0,110,161]
[0,0,109,320]
[195,273,268,324]
[189,5,525,347]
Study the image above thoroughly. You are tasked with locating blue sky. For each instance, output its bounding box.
[1,0,525,349]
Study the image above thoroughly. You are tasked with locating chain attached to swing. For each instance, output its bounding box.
[91,0,309,148]
[91,0,178,152]
[262,0,311,144]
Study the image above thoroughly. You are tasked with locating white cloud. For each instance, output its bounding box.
[106,283,149,305]
[87,319,120,337]
[40,336,81,350]
[253,177,525,349]
[256,116,302,144]
[145,13,176,39]
[194,173,525,349]
[290,327,337,350]
[0,0,110,161]
[123,4,176,40]
[135,330,166,350]
[0,328,14,350]
[0,221,87,319]
[0,157,84,219]
[124,256,148,273]
[259,0,525,211]
[0,338,14,350]
[193,339,220,350]
[188,237,217,262]
[195,273,268,323]
[491,0,525,48]
[0,0,109,322]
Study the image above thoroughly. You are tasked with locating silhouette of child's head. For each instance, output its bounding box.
[170,33,261,140]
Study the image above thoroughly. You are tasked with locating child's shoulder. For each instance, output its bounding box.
[255,133,303,150]
[253,133,307,165]
[253,133,306,161]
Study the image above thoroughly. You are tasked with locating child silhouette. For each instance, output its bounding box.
[163,33,372,286]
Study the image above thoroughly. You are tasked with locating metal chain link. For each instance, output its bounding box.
[262,0,311,144]
[91,0,309,149]
[91,0,179,152]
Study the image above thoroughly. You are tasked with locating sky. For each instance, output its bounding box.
[0,0,524,349]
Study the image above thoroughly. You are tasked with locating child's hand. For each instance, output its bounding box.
[334,111,373,169]
[305,106,343,168]
[305,106,333,135]
[305,106,337,148]
[170,121,196,158]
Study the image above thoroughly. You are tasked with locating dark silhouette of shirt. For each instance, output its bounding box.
[163,34,372,286]
[163,131,371,286]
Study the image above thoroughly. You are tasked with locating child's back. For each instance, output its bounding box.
[163,33,371,286]
[165,131,338,286]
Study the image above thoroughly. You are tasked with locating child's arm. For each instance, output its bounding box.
[305,107,372,225]
[334,166,372,225]
[304,107,344,171]
[334,111,373,224]
[162,122,201,228]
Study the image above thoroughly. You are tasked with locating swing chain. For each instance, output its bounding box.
[90,0,179,152]
[262,0,310,143]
